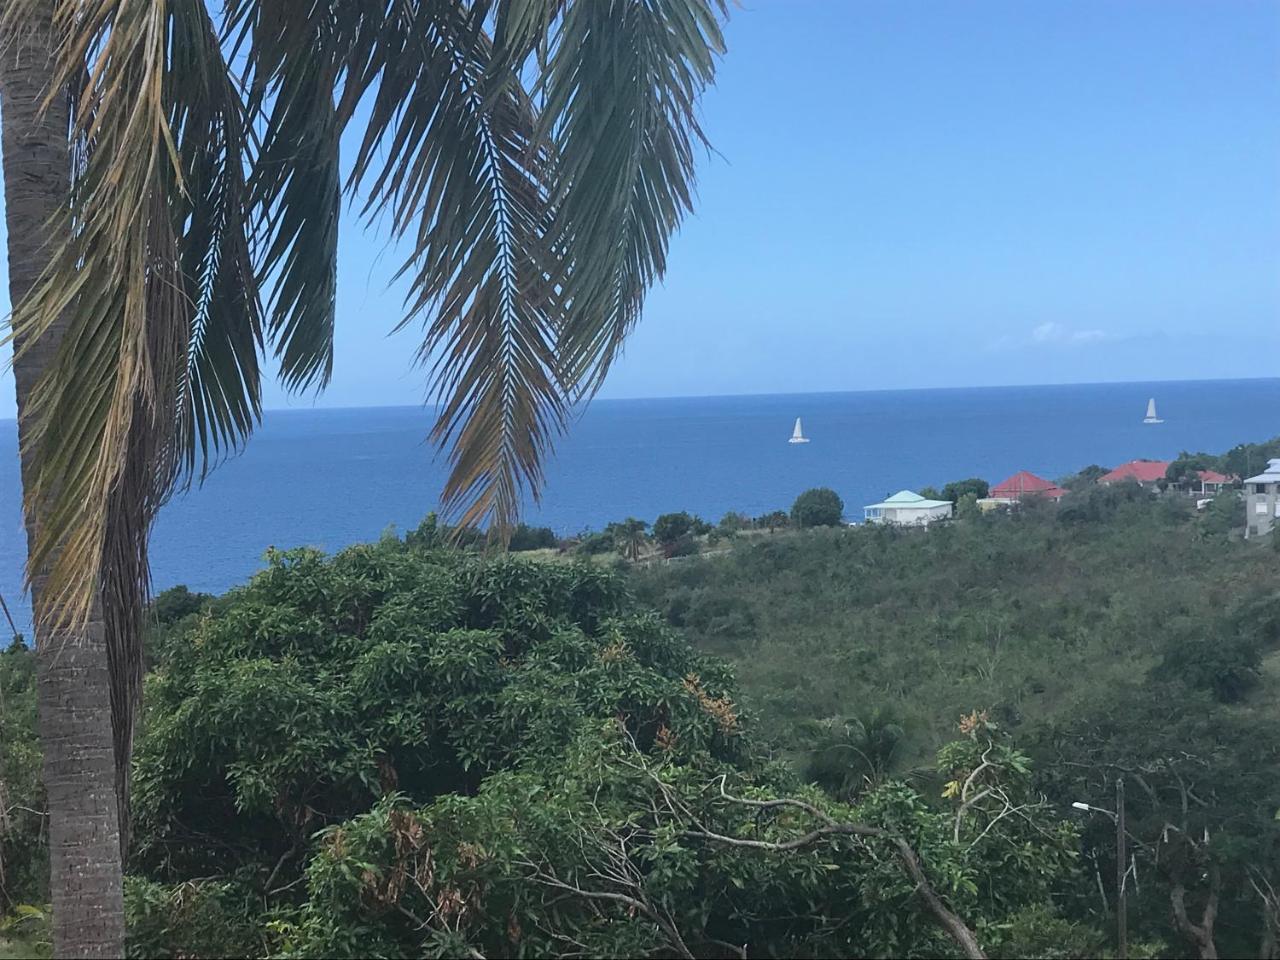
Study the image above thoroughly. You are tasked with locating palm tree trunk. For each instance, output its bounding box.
[0,8,126,958]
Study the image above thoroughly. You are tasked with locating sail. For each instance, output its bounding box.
[1146,398,1157,419]
[792,418,803,439]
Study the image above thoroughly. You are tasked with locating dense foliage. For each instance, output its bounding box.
[507,524,558,552]
[791,487,845,528]
[9,444,1280,957]
[0,640,43,915]
[106,542,1095,957]
[634,483,1280,957]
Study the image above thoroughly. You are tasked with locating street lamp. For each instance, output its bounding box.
[1071,778,1127,959]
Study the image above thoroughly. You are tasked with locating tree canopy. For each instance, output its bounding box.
[52,539,1095,958]
[791,487,845,528]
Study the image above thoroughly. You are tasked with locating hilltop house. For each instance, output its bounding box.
[1182,469,1234,497]
[1097,459,1170,488]
[984,470,1067,506]
[1243,459,1280,538]
[863,490,953,526]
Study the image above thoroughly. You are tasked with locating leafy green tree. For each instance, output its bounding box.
[653,512,695,546]
[1060,464,1109,490]
[1201,489,1242,539]
[1221,437,1280,483]
[0,640,44,914]
[1153,633,1261,703]
[1029,681,1280,960]
[508,524,558,552]
[919,486,944,502]
[0,2,727,949]
[800,708,908,801]
[610,519,650,561]
[758,510,789,533]
[718,511,750,534]
[147,586,211,627]
[575,530,617,556]
[942,478,990,502]
[791,488,845,528]
[120,544,1087,960]
[1166,451,1220,487]
[282,720,1084,960]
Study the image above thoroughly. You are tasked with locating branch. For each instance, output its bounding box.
[520,859,696,960]
[696,781,986,960]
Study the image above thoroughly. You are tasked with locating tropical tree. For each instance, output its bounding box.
[758,509,789,533]
[941,477,989,502]
[653,511,695,547]
[791,487,845,528]
[614,518,650,562]
[0,1,727,954]
[0,8,125,956]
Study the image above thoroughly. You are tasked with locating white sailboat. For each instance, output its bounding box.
[1143,398,1163,424]
[788,417,810,444]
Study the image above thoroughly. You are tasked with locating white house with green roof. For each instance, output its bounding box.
[863,490,953,526]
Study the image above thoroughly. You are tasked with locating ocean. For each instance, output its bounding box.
[2,378,1278,637]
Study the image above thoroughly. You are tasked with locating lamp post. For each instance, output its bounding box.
[1071,776,1128,959]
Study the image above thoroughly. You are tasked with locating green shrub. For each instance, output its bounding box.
[1153,633,1261,703]
[653,511,694,546]
[130,544,740,888]
[0,640,44,914]
[791,487,844,528]
[148,585,212,626]
[575,530,615,555]
[507,523,557,551]
[117,536,1093,958]
[124,877,262,959]
[942,478,990,502]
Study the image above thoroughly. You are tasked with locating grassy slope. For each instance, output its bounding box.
[632,494,1278,762]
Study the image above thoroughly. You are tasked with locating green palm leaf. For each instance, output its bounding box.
[515,0,727,399]
[2,0,261,844]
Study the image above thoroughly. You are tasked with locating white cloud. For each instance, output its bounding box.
[1031,321,1109,345]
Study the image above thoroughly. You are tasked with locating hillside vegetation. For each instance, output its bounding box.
[633,484,1280,957]
[3,477,1279,957]
[633,486,1268,750]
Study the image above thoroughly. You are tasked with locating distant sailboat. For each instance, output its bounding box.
[1143,398,1164,424]
[789,417,810,444]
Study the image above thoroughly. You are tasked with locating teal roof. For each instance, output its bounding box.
[884,490,925,503]
[864,490,952,510]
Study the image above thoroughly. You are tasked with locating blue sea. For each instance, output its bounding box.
[2,378,1278,637]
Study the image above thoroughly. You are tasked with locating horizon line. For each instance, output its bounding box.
[0,373,1277,423]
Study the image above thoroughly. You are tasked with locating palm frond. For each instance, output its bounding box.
[525,0,726,398]
[228,0,339,394]
[1,0,259,847]
[345,0,565,533]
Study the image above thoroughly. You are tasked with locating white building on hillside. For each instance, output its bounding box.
[1244,458,1280,539]
[863,490,953,526]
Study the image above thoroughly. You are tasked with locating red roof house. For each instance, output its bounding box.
[989,470,1067,502]
[1184,468,1235,495]
[1097,460,1170,486]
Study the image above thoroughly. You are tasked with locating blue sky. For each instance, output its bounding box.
[1,0,1277,418]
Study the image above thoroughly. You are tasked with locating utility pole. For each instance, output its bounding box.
[1116,777,1128,959]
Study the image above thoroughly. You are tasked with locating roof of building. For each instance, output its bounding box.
[1098,459,1170,484]
[990,470,1067,500]
[1195,469,1234,485]
[1243,459,1280,484]
[865,490,953,510]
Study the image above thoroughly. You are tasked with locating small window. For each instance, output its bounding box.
[1256,484,1268,494]
[1257,503,1268,515]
